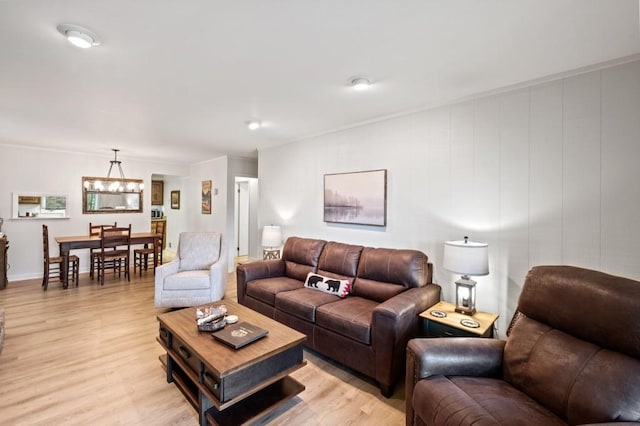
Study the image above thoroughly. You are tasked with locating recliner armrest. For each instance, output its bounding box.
[407,337,505,382]
[405,338,505,426]
[236,259,286,304]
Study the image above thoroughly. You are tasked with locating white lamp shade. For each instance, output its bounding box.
[261,225,282,248]
[443,239,489,276]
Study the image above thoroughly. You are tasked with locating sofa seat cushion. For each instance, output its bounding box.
[316,297,376,345]
[246,277,303,306]
[164,270,211,290]
[275,288,339,322]
[413,375,565,426]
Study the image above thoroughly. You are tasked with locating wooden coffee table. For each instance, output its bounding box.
[157,300,307,426]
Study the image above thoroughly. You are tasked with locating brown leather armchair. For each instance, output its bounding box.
[406,265,640,425]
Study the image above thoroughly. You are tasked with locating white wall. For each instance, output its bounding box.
[0,146,188,280]
[158,174,189,253]
[188,156,228,234]
[258,59,640,336]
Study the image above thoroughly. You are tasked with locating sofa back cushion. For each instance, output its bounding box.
[316,241,364,281]
[503,265,640,424]
[282,237,326,282]
[353,247,431,303]
[178,232,221,272]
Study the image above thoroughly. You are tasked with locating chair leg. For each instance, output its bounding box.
[42,267,48,291]
[73,259,79,286]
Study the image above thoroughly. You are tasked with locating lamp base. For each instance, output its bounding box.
[263,249,280,260]
[455,306,477,316]
[454,276,477,316]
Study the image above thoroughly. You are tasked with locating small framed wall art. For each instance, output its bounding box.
[170,190,180,209]
[201,180,212,214]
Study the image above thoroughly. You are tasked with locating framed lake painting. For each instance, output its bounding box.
[324,169,387,226]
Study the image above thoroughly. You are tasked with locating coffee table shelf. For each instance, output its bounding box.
[205,375,304,426]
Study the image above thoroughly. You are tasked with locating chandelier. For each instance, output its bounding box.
[83,149,144,193]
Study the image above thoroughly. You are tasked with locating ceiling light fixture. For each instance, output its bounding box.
[247,120,261,130]
[350,77,371,90]
[57,24,101,49]
[83,149,144,193]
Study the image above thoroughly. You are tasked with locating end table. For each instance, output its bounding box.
[420,301,498,338]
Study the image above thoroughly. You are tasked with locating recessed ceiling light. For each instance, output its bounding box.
[57,24,101,49]
[247,120,261,130]
[350,77,371,90]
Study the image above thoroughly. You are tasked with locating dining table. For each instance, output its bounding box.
[55,232,160,288]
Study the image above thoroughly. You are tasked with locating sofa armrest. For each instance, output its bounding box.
[236,259,286,305]
[372,283,441,393]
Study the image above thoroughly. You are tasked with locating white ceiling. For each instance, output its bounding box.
[1,0,639,165]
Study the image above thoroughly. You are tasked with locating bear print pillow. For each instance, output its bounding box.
[304,272,351,298]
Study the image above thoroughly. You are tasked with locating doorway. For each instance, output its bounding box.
[234,177,258,264]
[235,180,249,258]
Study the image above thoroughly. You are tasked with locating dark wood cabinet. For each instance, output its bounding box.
[151,180,164,205]
[0,236,8,289]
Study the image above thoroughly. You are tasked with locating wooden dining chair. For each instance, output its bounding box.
[96,225,131,285]
[134,220,164,276]
[42,224,79,290]
[89,222,117,280]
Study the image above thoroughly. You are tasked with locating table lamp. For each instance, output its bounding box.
[443,236,489,315]
[261,225,282,260]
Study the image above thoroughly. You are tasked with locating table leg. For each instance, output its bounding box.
[59,243,69,289]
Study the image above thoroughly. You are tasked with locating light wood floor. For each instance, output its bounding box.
[0,268,405,425]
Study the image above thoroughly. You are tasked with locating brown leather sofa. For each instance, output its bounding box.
[406,265,640,425]
[237,236,441,397]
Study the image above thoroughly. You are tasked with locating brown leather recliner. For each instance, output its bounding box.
[406,265,640,425]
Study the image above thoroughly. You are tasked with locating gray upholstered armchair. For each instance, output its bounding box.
[155,232,227,308]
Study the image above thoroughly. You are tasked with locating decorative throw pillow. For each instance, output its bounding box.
[304,272,351,298]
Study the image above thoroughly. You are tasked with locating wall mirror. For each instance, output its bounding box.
[12,192,70,219]
[82,176,144,214]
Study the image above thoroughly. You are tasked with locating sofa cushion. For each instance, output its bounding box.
[275,288,339,322]
[413,375,565,426]
[246,277,303,306]
[316,297,376,345]
[178,232,221,272]
[164,270,211,290]
[282,237,326,281]
[353,247,430,302]
[351,278,404,303]
[304,272,351,298]
[316,241,363,279]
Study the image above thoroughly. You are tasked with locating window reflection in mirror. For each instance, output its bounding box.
[12,193,70,219]
[82,176,144,214]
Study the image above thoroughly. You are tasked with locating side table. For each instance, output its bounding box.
[420,301,498,338]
